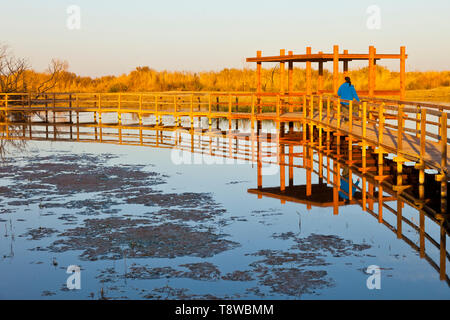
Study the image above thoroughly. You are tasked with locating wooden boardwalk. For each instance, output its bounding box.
[0,91,448,213]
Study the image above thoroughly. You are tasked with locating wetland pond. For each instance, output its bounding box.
[0,120,449,300]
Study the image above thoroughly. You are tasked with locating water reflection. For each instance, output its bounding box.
[0,116,449,292]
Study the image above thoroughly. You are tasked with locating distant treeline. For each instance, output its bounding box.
[21,65,450,93]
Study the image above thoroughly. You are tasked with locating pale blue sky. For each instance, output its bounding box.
[2,0,450,77]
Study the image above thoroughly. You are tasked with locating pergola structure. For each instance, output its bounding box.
[246,45,407,100]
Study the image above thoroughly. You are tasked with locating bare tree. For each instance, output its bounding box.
[36,58,69,94]
[0,44,68,94]
[0,45,29,93]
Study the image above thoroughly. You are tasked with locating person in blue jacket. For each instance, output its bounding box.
[338,77,360,121]
[339,167,360,203]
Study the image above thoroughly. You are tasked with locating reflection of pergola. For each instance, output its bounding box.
[248,184,394,210]
[246,45,407,99]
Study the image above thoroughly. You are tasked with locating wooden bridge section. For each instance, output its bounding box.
[0,90,448,211]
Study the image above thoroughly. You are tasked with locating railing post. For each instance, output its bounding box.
[326,96,331,152]
[208,94,212,129]
[118,93,122,125]
[440,225,447,280]
[362,101,367,142]
[53,93,56,123]
[69,94,72,131]
[419,109,426,189]
[337,98,341,130]
[416,106,420,138]
[155,95,160,126]
[361,101,367,180]
[276,94,280,117]
[251,94,255,129]
[139,94,142,126]
[309,95,314,145]
[302,95,307,143]
[98,94,102,125]
[98,94,102,142]
[378,103,385,145]
[4,94,8,138]
[348,101,353,134]
[319,95,323,149]
[4,94,8,119]
[396,103,404,188]
[45,94,48,125]
[76,94,79,141]
[28,93,32,138]
[228,94,232,131]
[440,112,447,215]
[398,103,403,154]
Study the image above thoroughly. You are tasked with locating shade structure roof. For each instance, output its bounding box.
[246,52,408,63]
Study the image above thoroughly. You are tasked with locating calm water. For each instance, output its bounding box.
[0,122,448,300]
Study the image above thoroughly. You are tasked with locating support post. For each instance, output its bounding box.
[280,143,285,193]
[280,49,286,95]
[400,46,406,100]
[440,225,447,281]
[333,45,340,94]
[343,49,349,77]
[369,46,375,97]
[280,49,286,118]
[440,112,447,214]
[306,47,312,96]
[256,51,262,113]
[257,139,262,190]
[256,51,262,133]
[419,109,426,199]
[289,144,294,187]
[397,200,403,239]
[318,52,324,94]
[306,147,312,197]
[288,50,294,113]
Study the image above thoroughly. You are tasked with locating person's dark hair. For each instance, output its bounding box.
[345,76,352,87]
